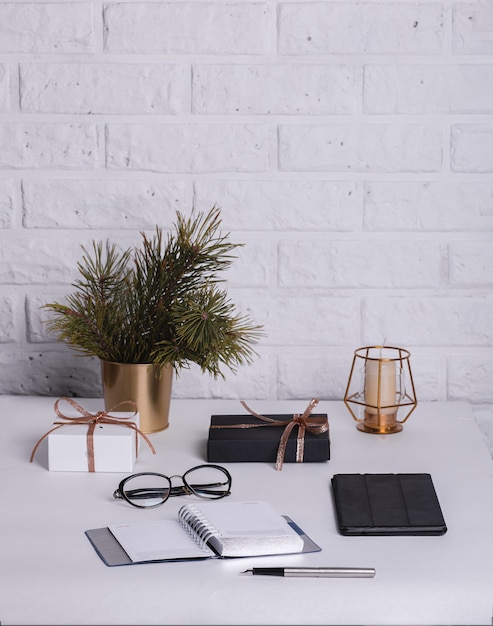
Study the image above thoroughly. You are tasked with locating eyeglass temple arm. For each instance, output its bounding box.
[116,487,171,500]
[115,484,226,500]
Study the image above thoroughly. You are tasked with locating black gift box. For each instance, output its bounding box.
[207,414,330,464]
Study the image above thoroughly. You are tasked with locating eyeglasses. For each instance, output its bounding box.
[113,464,232,508]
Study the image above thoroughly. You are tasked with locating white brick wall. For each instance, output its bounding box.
[1,0,492,453]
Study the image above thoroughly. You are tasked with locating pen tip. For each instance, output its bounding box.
[242,570,252,574]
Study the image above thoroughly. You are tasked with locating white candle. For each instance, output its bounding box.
[365,359,396,415]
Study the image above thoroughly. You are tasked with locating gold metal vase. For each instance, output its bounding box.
[101,361,173,434]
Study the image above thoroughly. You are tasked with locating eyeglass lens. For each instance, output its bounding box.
[182,464,231,499]
[121,473,171,508]
[118,465,231,508]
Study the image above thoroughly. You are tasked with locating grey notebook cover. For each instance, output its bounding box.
[331,473,447,536]
[85,516,321,566]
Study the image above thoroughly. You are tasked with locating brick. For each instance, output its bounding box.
[26,294,52,342]
[249,295,360,346]
[278,240,442,288]
[278,349,352,400]
[0,65,10,113]
[104,2,269,54]
[193,180,361,231]
[278,3,444,55]
[0,3,94,53]
[173,348,274,399]
[0,350,101,396]
[449,241,493,286]
[363,297,493,346]
[0,123,98,169]
[0,180,15,228]
[448,356,493,402]
[364,181,493,231]
[20,63,189,114]
[451,125,493,172]
[365,64,493,114]
[222,240,272,288]
[0,295,16,342]
[453,2,493,54]
[106,124,270,172]
[279,124,442,172]
[22,179,187,228]
[193,64,359,115]
[0,234,99,284]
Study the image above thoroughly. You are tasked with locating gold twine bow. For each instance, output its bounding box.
[30,397,156,472]
[210,398,327,470]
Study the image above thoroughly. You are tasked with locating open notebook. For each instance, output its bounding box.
[86,500,321,566]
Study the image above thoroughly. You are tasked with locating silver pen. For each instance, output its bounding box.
[242,567,375,578]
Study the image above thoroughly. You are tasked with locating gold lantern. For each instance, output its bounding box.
[344,346,417,434]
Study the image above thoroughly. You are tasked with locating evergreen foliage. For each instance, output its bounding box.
[43,207,264,378]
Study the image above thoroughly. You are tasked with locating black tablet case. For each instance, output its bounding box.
[331,473,447,536]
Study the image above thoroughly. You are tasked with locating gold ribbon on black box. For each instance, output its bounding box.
[210,398,327,470]
[30,396,156,472]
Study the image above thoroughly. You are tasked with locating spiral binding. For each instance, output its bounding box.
[178,503,218,549]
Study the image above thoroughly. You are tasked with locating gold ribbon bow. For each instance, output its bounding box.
[211,398,327,470]
[30,397,156,472]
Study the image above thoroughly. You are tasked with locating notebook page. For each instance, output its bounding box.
[108,519,215,562]
[179,500,305,557]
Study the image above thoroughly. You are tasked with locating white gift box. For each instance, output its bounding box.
[48,410,140,472]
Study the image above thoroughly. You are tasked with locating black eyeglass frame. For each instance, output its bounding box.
[113,463,233,509]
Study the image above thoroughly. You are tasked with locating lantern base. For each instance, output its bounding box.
[357,411,403,434]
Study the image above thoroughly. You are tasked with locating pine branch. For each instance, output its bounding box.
[43,207,264,376]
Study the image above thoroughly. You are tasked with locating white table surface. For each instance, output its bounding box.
[1,396,493,626]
